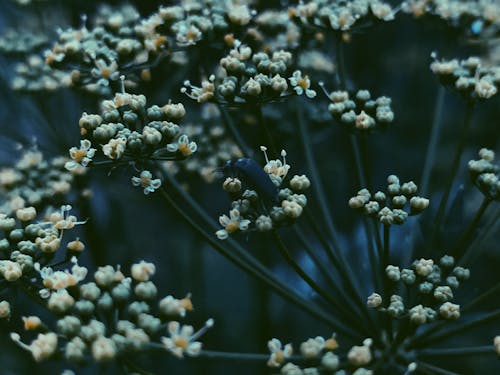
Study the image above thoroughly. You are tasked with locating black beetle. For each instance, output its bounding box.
[223,158,278,201]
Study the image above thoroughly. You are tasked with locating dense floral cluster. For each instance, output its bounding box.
[430,54,500,100]
[368,255,468,324]
[43,4,164,95]
[468,148,499,201]
[349,175,429,225]
[65,90,196,194]
[288,0,395,32]
[0,149,81,214]
[267,335,376,375]
[182,40,315,104]
[0,205,85,308]
[326,89,394,132]
[11,54,71,92]
[10,260,213,364]
[216,147,310,239]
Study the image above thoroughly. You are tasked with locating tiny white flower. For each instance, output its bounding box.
[289,70,316,98]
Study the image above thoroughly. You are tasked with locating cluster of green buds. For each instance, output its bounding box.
[0,205,85,308]
[44,4,166,95]
[182,40,315,104]
[163,104,243,183]
[402,0,500,37]
[430,54,499,100]
[65,88,196,195]
[0,149,82,214]
[288,0,395,32]
[267,335,376,375]
[349,175,429,225]
[216,147,311,240]
[367,255,469,324]
[468,148,499,201]
[326,89,394,132]
[10,260,213,365]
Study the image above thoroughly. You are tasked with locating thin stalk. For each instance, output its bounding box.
[335,33,347,90]
[256,103,278,156]
[350,134,366,188]
[297,102,366,306]
[459,206,499,266]
[382,224,391,269]
[408,308,500,348]
[433,101,475,245]
[293,226,340,291]
[193,350,268,361]
[349,134,379,289]
[451,197,491,259]
[272,229,370,333]
[372,217,384,260]
[418,346,494,357]
[218,104,253,158]
[293,225,373,326]
[420,86,446,197]
[416,361,461,375]
[461,280,500,313]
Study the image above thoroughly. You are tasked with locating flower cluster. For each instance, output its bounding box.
[0,149,81,214]
[402,0,500,36]
[10,54,71,92]
[182,40,315,104]
[0,205,85,307]
[10,261,213,365]
[430,54,500,100]
[468,148,499,201]
[252,9,302,51]
[349,175,429,225]
[145,0,254,49]
[164,104,243,183]
[267,335,375,375]
[216,147,310,240]
[289,0,395,32]
[327,89,394,132]
[44,4,164,95]
[0,29,48,55]
[65,90,196,194]
[368,255,469,324]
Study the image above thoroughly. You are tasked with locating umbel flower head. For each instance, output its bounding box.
[288,0,395,32]
[368,254,468,324]
[430,53,500,101]
[43,4,166,96]
[0,148,82,215]
[65,85,196,195]
[11,260,214,365]
[0,205,85,310]
[182,40,315,105]
[326,88,394,132]
[349,175,429,225]
[216,147,310,240]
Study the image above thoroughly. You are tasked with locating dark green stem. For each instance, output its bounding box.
[218,104,253,158]
[408,308,500,348]
[433,101,475,246]
[416,361,461,375]
[418,346,494,357]
[451,197,492,259]
[420,86,446,197]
